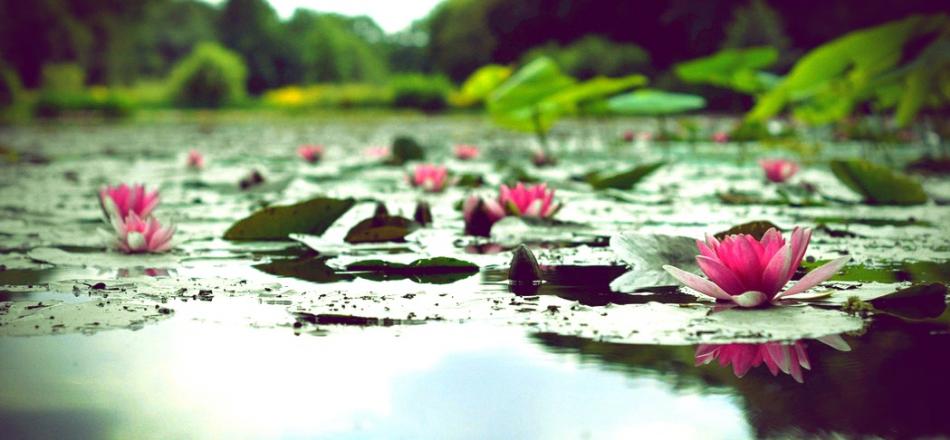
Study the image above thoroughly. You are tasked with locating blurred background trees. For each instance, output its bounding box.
[0,0,945,113]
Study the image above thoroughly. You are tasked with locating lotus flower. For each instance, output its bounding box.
[298,145,324,163]
[662,227,849,308]
[695,335,850,383]
[622,130,635,142]
[455,144,480,160]
[364,145,391,159]
[99,184,160,220]
[499,183,560,218]
[760,158,799,183]
[104,212,175,254]
[411,164,449,192]
[712,131,729,143]
[187,150,204,169]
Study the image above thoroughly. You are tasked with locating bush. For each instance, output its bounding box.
[390,74,452,112]
[521,36,651,79]
[40,63,85,93]
[262,84,392,110]
[34,87,134,119]
[168,42,247,108]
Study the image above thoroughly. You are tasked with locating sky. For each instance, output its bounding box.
[204,0,445,33]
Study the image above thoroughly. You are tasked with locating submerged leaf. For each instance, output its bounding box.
[830,159,927,205]
[224,197,355,241]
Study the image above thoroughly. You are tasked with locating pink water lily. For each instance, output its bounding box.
[100,184,160,220]
[463,195,506,224]
[105,212,175,254]
[622,130,635,142]
[499,183,560,218]
[455,144,480,160]
[695,335,850,383]
[364,145,391,159]
[411,164,449,192]
[297,145,324,163]
[663,227,849,308]
[187,149,204,169]
[712,131,729,143]
[760,158,799,183]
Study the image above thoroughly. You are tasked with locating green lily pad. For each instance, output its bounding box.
[224,197,355,241]
[346,257,479,284]
[605,89,706,115]
[344,215,420,244]
[830,159,928,205]
[588,162,664,190]
[715,220,781,240]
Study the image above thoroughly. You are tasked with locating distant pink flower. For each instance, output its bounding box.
[364,145,391,159]
[759,158,799,183]
[411,164,449,192]
[663,227,849,308]
[499,183,560,218]
[622,130,635,142]
[531,150,556,167]
[455,144,480,160]
[637,131,654,142]
[712,131,729,143]
[298,145,324,163]
[695,335,850,383]
[99,184,160,220]
[105,212,175,254]
[187,150,204,169]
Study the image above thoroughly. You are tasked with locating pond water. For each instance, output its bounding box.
[0,114,948,439]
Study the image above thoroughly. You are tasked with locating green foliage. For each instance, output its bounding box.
[829,159,928,206]
[285,11,389,84]
[452,64,512,107]
[390,74,452,112]
[605,90,706,115]
[748,14,949,127]
[262,84,392,109]
[674,47,779,94]
[0,67,22,109]
[721,0,793,67]
[40,64,85,93]
[521,36,651,80]
[486,57,576,134]
[33,88,134,119]
[223,197,356,241]
[427,0,497,81]
[168,42,247,108]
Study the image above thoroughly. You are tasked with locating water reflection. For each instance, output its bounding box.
[694,335,851,383]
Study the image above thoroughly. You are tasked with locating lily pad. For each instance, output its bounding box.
[223,197,355,241]
[588,162,664,190]
[869,283,947,319]
[28,247,181,268]
[344,214,420,244]
[345,257,479,284]
[830,159,928,205]
[715,220,781,240]
[389,136,425,164]
[610,233,699,293]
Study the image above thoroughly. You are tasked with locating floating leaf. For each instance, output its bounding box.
[675,46,779,94]
[830,159,927,205]
[344,214,420,244]
[605,89,706,115]
[253,257,352,283]
[869,283,947,319]
[588,162,664,190]
[224,197,355,241]
[715,220,781,240]
[610,233,699,293]
[346,257,479,284]
[389,136,425,164]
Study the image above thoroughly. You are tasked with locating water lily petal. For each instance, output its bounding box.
[732,290,768,307]
[696,256,746,294]
[779,256,850,298]
[662,265,732,301]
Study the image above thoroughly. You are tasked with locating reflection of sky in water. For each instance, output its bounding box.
[0,320,751,439]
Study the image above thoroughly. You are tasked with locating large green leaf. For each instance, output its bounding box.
[486,57,576,133]
[452,64,512,107]
[549,74,647,110]
[674,46,778,94]
[605,89,706,115]
[224,197,355,241]
[829,159,927,205]
[748,14,947,123]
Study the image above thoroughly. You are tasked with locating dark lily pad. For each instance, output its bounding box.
[253,256,353,283]
[830,159,928,205]
[588,162,664,190]
[388,135,425,164]
[344,214,420,244]
[869,283,947,320]
[345,257,479,284]
[224,197,356,241]
[715,220,781,240]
